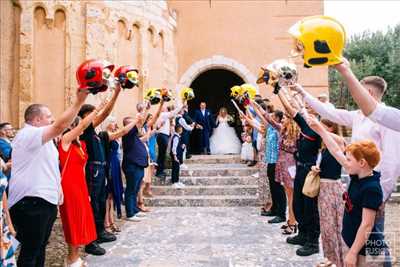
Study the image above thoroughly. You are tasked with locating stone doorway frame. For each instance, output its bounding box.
[175,55,259,100]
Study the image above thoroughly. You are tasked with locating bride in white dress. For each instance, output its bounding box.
[210,107,242,155]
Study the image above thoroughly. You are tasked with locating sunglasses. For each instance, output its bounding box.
[342,192,353,212]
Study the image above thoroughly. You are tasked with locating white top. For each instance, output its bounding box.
[8,124,61,207]
[157,105,182,136]
[304,92,400,201]
[178,116,193,131]
[369,103,400,132]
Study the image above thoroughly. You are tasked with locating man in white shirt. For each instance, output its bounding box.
[334,58,400,132]
[9,90,88,266]
[155,104,182,177]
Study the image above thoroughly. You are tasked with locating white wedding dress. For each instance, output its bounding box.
[210,116,241,155]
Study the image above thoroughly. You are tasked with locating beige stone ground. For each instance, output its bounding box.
[42,203,400,267]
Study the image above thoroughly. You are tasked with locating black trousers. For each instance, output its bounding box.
[171,159,181,184]
[10,197,57,267]
[293,164,320,244]
[156,133,169,175]
[267,163,287,218]
[86,162,107,235]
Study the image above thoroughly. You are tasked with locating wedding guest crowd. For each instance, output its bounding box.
[237,58,399,267]
[0,52,399,267]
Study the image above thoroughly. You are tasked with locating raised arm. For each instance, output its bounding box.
[42,89,89,144]
[335,61,400,131]
[240,113,263,133]
[147,99,165,128]
[291,84,353,127]
[61,99,108,147]
[335,59,377,116]
[306,116,350,170]
[277,89,298,118]
[93,85,122,128]
[108,113,143,141]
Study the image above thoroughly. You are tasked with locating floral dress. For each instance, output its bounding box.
[0,170,16,266]
[275,132,297,189]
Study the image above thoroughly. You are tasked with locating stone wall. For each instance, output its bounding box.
[0,0,177,126]
[169,0,328,104]
[0,0,328,126]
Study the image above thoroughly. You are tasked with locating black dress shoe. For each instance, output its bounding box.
[186,154,192,159]
[268,216,286,224]
[97,231,117,243]
[260,210,276,217]
[286,234,306,246]
[85,242,106,256]
[296,243,319,256]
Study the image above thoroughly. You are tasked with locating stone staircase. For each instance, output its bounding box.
[145,155,261,207]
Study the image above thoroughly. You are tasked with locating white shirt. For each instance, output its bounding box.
[171,133,181,155]
[156,105,182,136]
[8,124,61,207]
[304,92,400,201]
[369,103,400,132]
[178,116,194,131]
[201,109,206,117]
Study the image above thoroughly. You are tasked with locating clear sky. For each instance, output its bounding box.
[324,0,400,37]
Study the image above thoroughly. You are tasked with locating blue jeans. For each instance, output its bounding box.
[123,163,144,218]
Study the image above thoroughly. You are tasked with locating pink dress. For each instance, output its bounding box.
[275,133,296,189]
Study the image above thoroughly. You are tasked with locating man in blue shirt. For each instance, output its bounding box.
[0,122,13,162]
[122,114,148,221]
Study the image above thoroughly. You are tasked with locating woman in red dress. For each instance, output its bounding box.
[59,101,106,266]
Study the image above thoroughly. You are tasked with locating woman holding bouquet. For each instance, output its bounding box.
[210,107,241,155]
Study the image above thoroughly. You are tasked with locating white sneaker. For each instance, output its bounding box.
[177,182,186,188]
[172,183,180,188]
[181,164,188,170]
[126,215,142,222]
[136,212,147,218]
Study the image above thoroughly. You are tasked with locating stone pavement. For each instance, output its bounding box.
[86,207,323,267]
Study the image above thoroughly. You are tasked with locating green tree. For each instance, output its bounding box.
[329,24,400,109]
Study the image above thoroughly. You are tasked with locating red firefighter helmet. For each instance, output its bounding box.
[114,65,139,89]
[76,59,115,94]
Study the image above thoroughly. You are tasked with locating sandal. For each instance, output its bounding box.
[316,259,333,267]
[138,204,151,212]
[282,224,297,235]
[104,224,113,234]
[64,258,88,267]
[111,223,121,233]
[280,221,290,230]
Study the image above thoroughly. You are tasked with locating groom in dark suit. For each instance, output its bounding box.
[194,102,214,154]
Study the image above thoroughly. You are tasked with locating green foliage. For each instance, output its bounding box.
[329,24,400,109]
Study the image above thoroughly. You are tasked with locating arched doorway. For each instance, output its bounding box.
[188,69,245,154]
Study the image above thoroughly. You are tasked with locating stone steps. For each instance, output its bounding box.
[152,175,259,186]
[151,185,258,196]
[165,164,258,177]
[147,155,260,207]
[389,192,400,203]
[144,195,259,207]
[185,155,242,164]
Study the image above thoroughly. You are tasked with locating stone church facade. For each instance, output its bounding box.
[0,0,327,126]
